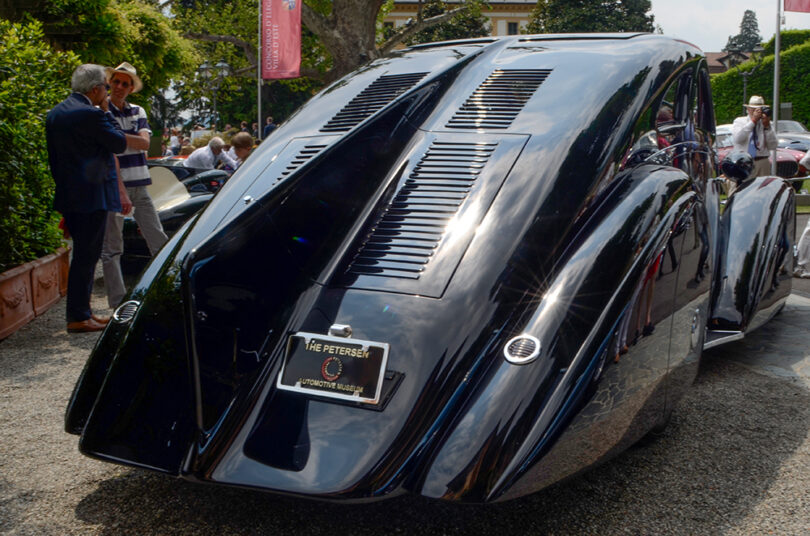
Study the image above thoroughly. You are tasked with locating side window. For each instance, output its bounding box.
[692,66,714,183]
[655,72,696,173]
[657,72,692,146]
[656,82,677,149]
[696,67,715,134]
[621,68,701,173]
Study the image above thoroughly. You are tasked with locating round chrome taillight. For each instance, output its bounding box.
[504,334,541,365]
[113,300,140,323]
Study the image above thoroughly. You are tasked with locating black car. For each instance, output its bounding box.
[121,164,220,266]
[777,134,810,153]
[68,34,794,503]
[147,157,229,193]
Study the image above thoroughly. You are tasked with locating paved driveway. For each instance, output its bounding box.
[1,278,808,535]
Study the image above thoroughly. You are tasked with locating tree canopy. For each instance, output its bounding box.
[724,9,762,53]
[174,0,486,83]
[404,0,490,45]
[0,0,196,100]
[525,0,655,34]
[170,0,489,127]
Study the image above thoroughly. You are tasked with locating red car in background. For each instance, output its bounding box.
[716,124,806,178]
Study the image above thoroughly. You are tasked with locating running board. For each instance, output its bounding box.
[703,330,743,350]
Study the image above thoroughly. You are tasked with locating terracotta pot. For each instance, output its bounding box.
[0,263,35,340]
[31,250,63,316]
[0,246,71,339]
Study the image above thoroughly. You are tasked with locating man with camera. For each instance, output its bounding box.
[731,95,778,178]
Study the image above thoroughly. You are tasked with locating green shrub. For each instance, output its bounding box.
[711,40,810,127]
[0,19,79,272]
[763,29,810,55]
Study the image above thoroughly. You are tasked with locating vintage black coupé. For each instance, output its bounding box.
[66,34,795,503]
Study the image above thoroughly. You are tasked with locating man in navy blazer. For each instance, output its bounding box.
[46,64,129,333]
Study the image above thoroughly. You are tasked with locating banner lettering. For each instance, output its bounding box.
[261,0,301,79]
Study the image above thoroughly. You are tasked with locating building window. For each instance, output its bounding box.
[507,22,519,35]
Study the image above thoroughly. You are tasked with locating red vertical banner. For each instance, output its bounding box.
[785,0,810,12]
[262,0,301,79]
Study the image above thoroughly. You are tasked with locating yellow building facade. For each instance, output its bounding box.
[384,1,535,37]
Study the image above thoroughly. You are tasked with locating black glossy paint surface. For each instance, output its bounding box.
[66,33,792,503]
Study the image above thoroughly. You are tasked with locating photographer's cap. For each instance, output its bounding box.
[744,95,766,108]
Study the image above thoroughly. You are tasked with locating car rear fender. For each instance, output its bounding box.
[709,176,794,335]
[414,165,698,502]
[64,217,199,474]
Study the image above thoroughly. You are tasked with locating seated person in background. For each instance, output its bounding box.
[225,132,253,171]
[179,145,194,156]
[183,136,238,170]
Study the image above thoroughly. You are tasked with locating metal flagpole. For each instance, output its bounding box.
[258,0,263,140]
[772,0,782,175]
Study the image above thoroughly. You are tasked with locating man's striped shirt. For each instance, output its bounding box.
[109,101,152,187]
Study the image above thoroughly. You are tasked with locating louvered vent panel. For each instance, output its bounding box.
[446,69,552,130]
[320,73,429,132]
[348,141,497,280]
[275,144,327,183]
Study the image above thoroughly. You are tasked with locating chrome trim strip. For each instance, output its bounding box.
[703,330,744,350]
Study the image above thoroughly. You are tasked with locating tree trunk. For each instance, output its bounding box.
[302,0,386,80]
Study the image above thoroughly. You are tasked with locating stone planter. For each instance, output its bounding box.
[0,247,70,340]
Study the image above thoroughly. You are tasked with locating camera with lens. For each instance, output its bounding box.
[761,106,771,117]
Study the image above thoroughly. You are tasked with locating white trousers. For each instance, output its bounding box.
[101,186,168,308]
[797,218,810,270]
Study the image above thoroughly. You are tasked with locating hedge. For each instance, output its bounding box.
[0,19,79,272]
[712,32,810,127]
[763,29,810,56]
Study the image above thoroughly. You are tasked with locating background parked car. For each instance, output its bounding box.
[769,120,810,157]
[775,119,809,133]
[777,134,810,154]
[121,164,217,270]
[716,124,803,179]
[147,156,229,193]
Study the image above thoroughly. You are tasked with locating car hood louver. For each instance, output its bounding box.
[446,69,552,130]
[347,140,498,280]
[320,72,429,133]
[275,144,328,184]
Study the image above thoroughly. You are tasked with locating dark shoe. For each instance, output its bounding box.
[91,315,110,325]
[67,318,106,333]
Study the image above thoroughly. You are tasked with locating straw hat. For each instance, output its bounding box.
[108,62,143,93]
[744,95,766,108]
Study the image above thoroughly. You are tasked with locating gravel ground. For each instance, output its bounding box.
[1,279,808,535]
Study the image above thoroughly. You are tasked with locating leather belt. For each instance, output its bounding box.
[754,156,768,160]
